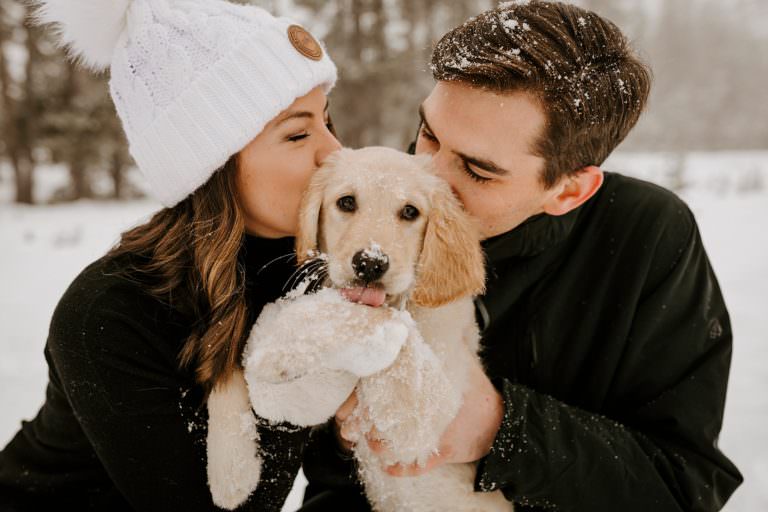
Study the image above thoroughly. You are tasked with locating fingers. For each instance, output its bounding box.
[335,390,361,450]
[335,423,356,453]
[339,416,384,454]
[337,422,445,477]
[365,427,387,454]
[335,390,358,425]
[333,394,448,478]
[339,415,361,444]
[384,453,443,477]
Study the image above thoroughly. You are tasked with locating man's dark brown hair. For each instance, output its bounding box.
[431,0,652,188]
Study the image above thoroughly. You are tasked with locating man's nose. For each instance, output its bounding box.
[430,149,460,191]
[352,250,389,283]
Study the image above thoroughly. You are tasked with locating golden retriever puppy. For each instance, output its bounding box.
[294,147,511,511]
[206,147,511,511]
[296,146,483,308]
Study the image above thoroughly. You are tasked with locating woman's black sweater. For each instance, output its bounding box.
[0,234,303,511]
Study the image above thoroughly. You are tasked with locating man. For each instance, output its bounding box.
[300,2,742,510]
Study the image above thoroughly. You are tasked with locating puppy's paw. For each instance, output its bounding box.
[246,344,313,385]
[326,314,410,377]
[247,369,358,426]
[358,329,462,466]
[207,372,262,509]
[242,299,318,384]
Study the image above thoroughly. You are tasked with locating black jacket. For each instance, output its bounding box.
[301,172,743,511]
[0,235,306,511]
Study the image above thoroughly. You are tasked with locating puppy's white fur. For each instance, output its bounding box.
[353,300,512,512]
[206,370,262,509]
[244,289,410,425]
[206,147,512,511]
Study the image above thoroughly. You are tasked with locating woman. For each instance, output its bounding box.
[0,0,340,510]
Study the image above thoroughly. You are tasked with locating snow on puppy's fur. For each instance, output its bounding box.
[206,147,510,511]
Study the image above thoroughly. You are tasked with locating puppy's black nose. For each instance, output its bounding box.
[352,250,389,283]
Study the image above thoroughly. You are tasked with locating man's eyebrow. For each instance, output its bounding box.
[419,104,510,177]
[275,101,329,127]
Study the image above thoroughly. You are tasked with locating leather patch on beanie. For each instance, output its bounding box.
[287,25,323,61]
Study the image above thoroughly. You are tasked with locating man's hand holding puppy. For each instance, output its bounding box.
[337,287,504,477]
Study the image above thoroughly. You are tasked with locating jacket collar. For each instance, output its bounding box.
[481,207,581,262]
[241,234,296,277]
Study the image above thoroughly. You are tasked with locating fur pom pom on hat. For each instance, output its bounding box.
[35,0,337,206]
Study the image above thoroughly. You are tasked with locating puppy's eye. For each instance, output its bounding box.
[337,195,357,213]
[400,205,420,221]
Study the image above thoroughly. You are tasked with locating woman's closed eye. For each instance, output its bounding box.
[286,119,335,143]
[287,131,310,142]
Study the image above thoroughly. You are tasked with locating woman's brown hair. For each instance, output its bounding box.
[107,155,248,396]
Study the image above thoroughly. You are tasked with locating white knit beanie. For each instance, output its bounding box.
[36,0,338,207]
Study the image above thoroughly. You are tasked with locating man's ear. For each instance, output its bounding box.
[543,166,604,216]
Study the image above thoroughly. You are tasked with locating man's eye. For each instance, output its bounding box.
[287,132,309,142]
[462,162,492,184]
[337,195,357,212]
[419,126,438,142]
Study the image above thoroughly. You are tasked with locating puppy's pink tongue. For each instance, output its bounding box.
[341,287,387,307]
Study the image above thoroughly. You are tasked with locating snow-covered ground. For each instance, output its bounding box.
[1,152,766,510]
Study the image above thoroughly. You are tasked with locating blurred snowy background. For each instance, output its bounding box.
[1,0,766,510]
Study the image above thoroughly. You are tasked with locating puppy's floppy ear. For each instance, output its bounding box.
[296,176,324,265]
[296,153,340,264]
[411,183,486,307]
